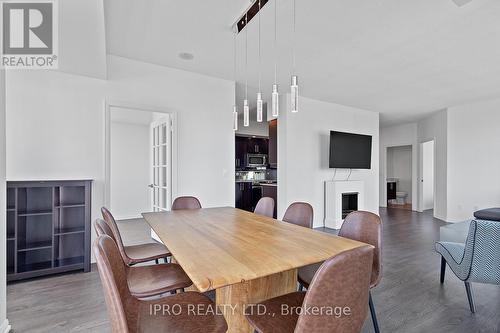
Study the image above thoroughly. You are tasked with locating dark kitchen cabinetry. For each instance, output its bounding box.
[387,181,397,201]
[262,184,277,218]
[235,182,253,211]
[268,119,277,168]
[235,136,269,169]
[6,180,92,282]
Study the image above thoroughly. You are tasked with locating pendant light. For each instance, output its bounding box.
[256,0,263,122]
[271,0,279,117]
[290,0,298,113]
[233,31,238,131]
[243,14,250,127]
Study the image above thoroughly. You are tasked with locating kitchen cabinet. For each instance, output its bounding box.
[268,119,277,168]
[235,136,269,169]
[235,182,252,211]
[262,184,277,218]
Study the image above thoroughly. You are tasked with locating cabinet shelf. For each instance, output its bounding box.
[55,256,84,267]
[55,204,85,209]
[6,180,92,281]
[54,227,85,235]
[17,261,52,273]
[18,240,53,252]
[18,210,53,217]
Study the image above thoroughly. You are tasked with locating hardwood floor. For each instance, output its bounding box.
[7,209,500,332]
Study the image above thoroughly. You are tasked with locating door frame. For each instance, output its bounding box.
[382,143,418,211]
[104,100,178,213]
[417,139,436,213]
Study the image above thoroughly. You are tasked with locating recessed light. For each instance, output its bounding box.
[179,52,194,60]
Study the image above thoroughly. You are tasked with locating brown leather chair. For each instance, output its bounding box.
[94,219,192,298]
[94,235,227,333]
[282,202,314,228]
[254,197,275,218]
[101,207,171,266]
[245,245,374,333]
[172,196,202,210]
[298,211,382,333]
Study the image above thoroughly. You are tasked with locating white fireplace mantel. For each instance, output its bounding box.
[324,180,365,229]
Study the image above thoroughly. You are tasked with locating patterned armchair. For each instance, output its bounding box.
[435,220,500,313]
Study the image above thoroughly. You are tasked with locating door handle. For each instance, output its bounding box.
[148,184,154,188]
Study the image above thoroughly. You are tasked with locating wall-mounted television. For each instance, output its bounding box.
[329,131,372,169]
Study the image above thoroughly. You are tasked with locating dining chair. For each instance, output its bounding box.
[282,202,314,228]
[254,197,275,218]
[172,196,202,210]
[297,211,382,333]
[94,219,192,298]
[94,235,228,333]
[245,245,374,333]
[101,207,171,265]
[435,219,500,313]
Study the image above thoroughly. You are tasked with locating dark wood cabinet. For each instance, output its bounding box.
[235,136,269,169]
[6,180,92,282]
[262,184,277,218]
[268,119,277,168]
[235,182,252,211]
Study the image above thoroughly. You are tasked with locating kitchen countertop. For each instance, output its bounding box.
[235,180,277,185]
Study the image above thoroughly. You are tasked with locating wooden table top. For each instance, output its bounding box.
[142,207,368,292]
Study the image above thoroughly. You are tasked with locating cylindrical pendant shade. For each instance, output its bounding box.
[291,75,298,113]
[256,92,263,122]
[233,105,238,131]
[272,84,279,117]
[243,99,250,127]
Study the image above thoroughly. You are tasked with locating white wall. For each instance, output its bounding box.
[110,119,150,220]
[235,105,269,137]
[446,99,500,221]
[379,123,418,208]
[5,55,235,247]
[0,70,10,333]
[417,110,447,220]
[278,94,379,228]
[387,145,412,204]
[422,140,434,210]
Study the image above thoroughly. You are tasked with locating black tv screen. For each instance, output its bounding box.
[329,131,372,169]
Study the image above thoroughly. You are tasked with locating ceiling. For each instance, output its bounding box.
[104,0,500,126]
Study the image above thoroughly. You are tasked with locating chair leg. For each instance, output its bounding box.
[369,292,380,333]
[464,282,476,313]
[155,259,159,264]
[440,256,446,284]
[298,283,305,291]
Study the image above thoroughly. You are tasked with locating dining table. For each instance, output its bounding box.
[142,207,368,333]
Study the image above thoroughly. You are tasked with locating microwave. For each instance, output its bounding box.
[246,154,267,168]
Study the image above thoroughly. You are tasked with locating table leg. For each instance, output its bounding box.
[215,268,297,333]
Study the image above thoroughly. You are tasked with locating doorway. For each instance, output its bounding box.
[386,145,413,210]
[420,140,435,212]
[104,104,176,222]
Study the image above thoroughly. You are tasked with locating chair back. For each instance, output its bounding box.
[468,220,500,285]
[94,235,138,333]
[172,196,202,210]
[254,197,275,218]
[295,245,374,333]
[282,202,314,228]
[101,207,130,264]
[339,211,382,288]
[94,218,114,239]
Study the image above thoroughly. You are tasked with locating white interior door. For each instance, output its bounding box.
[150,116,172,212]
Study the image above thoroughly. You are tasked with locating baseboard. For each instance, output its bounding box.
[0,319,11,333]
